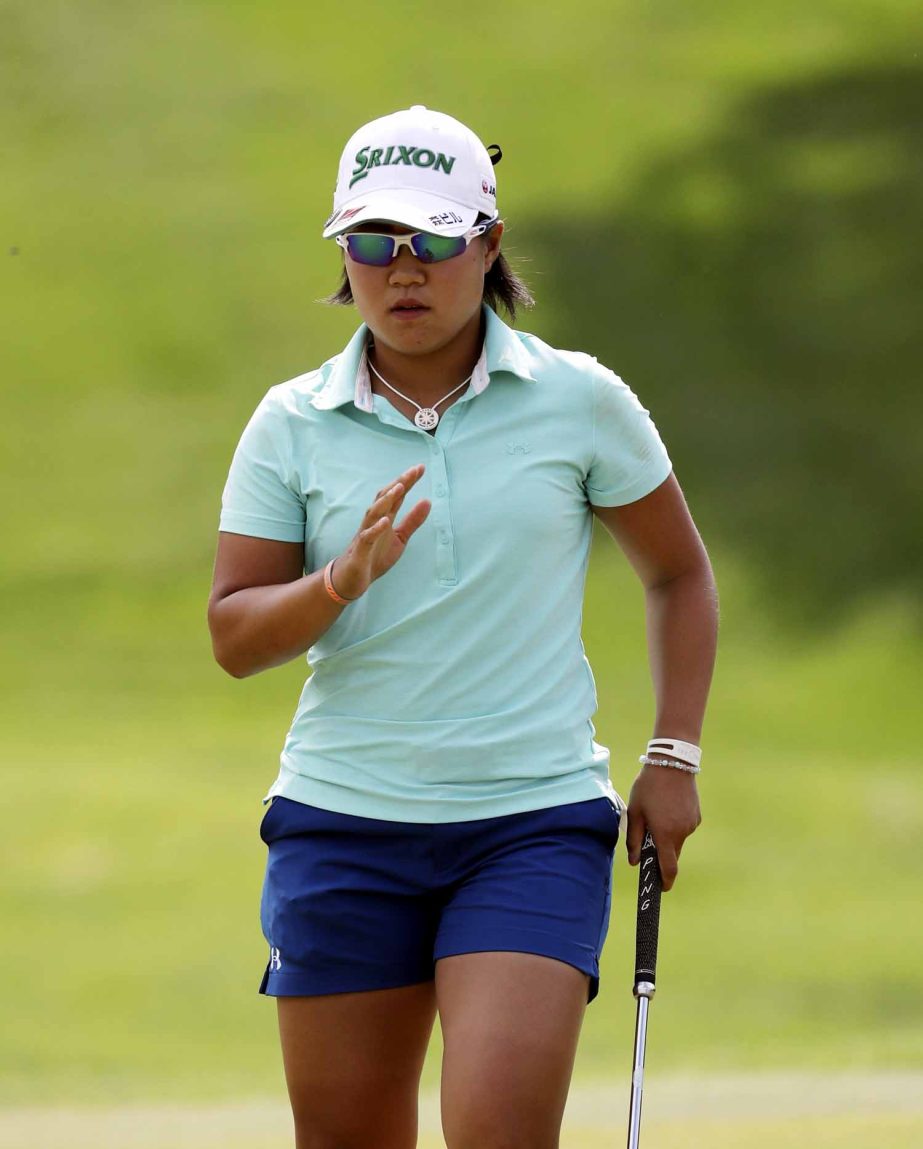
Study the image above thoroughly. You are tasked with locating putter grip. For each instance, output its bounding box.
[633,831,662,990]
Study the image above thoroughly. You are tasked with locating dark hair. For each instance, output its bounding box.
[323,220,535,322]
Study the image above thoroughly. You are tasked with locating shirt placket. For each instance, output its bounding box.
[370,389,470,587]
[427,430,457,585]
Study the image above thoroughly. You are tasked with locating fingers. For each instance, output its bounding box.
[363,485,403,529]
[374,464,425,501]
[365,465,426,529]
[398,462,426,489]
[358,515,390,544]
[626,807,646,867]
[628,807,679,889]
[625,765,701,891]
[655,841,679,892]
[395,499,432,542]
[359,489,401,536]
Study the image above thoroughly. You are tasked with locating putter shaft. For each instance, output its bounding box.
[626,985,654,1148]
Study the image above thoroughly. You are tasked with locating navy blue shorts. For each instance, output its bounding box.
[258,794,620,1004]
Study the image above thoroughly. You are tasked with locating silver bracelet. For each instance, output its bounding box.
[639,754,701,775]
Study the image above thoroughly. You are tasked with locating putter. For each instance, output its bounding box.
[627,830,662,1149]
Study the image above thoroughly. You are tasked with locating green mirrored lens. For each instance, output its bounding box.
[345,234,395,266]
[410,234,467,263]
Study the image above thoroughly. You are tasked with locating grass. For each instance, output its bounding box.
[559,1115,923,1149]
[3,1076,922,1148]
[9,1120,923,1147]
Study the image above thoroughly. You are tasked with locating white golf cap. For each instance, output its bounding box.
[322,105,499,239]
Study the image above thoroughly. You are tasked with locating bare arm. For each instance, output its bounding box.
[591,473,719,890]
[208,464,431,678]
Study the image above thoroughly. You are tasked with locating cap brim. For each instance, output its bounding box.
[322,190,484,239]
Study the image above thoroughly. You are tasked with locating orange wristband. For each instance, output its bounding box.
[323,559,355,606]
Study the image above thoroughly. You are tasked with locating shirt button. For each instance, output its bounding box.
[435,484,447,497]
[439,530,450,542]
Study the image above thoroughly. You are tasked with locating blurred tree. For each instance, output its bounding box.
[527,64,923,627]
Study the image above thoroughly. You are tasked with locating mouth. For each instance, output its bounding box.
[390,299,429,318]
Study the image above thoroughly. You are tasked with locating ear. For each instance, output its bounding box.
[483,220,504,272]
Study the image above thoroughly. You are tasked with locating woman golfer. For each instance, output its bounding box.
[208,105,717,1149]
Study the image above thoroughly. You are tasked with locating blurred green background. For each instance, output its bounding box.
[2,0,922,1144]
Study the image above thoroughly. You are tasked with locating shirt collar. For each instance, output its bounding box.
[310,305,536,412]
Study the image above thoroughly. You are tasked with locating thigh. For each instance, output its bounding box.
[431,798,620,1148]
[436,951,587,1149]
[278,982,437,1149]
[259,797,439,996]
[433,796,620,1004]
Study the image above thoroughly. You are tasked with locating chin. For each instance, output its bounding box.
[380,318,445,353]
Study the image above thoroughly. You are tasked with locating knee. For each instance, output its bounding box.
[445,1134,558,1149]
[443,1117,558,1149]
[292,1111,418,1149]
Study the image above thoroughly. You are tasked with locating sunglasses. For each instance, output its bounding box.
[335,221,496,267]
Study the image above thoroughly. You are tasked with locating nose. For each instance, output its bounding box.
[388,245,425,286]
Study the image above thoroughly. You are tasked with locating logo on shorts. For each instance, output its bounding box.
[269,947,282,972]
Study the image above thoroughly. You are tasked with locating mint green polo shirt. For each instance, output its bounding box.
[219,306,672,822]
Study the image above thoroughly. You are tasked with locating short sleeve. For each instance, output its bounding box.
[218,387,306,542]
[585,367,673,506]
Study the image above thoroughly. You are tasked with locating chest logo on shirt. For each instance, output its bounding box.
[506,442,533,455]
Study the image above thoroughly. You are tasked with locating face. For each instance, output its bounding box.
[341,221,504,361]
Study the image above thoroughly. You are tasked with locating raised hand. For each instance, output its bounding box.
[328,464,431,601]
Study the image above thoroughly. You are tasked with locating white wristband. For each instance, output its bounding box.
[646,738,702,768]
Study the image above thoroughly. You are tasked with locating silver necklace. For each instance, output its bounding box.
[368,358,472,430]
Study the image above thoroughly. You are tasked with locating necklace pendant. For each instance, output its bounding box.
[415,408,439,430]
